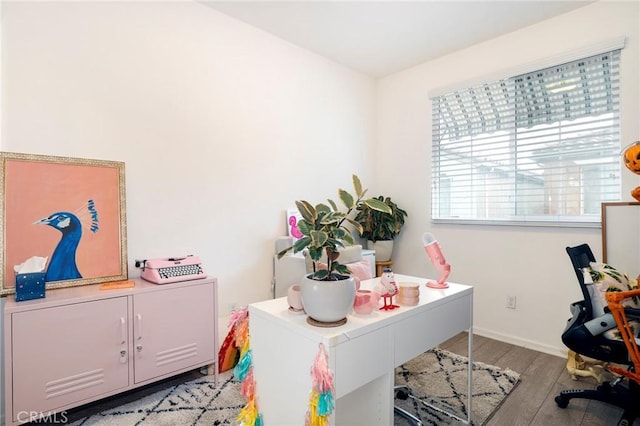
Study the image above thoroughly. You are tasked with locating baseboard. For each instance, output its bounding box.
[473,327,568,359]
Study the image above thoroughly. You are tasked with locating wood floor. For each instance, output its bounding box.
[30,333,637,425]
[440,332,639,426]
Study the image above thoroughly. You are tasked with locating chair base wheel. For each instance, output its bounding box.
[396,389,409,400]
[554,395,569,408]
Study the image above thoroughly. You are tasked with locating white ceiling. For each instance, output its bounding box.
[202,1,594,78]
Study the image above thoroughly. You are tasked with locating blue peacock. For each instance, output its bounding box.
[34,200,99,282]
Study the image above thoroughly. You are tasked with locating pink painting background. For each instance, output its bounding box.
[5,159,123,287]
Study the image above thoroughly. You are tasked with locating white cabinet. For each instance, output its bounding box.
[3,278,218,426]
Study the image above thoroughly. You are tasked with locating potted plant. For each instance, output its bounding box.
[354,196,407,261]
[277,175,391,324]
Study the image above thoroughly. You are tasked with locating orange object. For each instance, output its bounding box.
[622,141,640,201]
[605,288,640,384]
[218,327,240,373]
[100,280,135,290]
[623,141,640,174]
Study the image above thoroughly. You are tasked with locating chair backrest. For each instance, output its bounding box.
[566,244,597,319]
[563,243,634,364]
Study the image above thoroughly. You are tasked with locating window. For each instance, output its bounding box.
[431,50,621,226]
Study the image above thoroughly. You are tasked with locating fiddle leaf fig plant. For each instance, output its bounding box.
[277,175,391,281]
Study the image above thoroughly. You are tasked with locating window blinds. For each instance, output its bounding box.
[431,50,621,225]
[514,51,619,128]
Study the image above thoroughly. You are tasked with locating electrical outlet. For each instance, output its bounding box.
[506,295,517,309]
[229,302,238,314]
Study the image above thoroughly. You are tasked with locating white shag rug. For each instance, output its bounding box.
[70,347,519,425]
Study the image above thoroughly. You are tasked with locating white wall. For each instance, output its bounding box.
[376,1,640,356]
[0,1,376,309]
[0,5,376,420]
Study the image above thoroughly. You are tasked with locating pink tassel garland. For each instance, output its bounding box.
[241,368,256,398]
[306,343,335,426]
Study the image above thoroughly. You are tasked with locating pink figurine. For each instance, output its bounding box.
[379,268,399,311]
[289,215,303,239]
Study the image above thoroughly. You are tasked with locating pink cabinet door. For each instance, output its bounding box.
[132,282,215,383]
[11,297,129,420]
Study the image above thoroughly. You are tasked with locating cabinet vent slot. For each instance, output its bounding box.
[155,343,198,366]
[45,369,105,399]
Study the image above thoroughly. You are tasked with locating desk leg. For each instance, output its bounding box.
[418,330,473,425]
[466,330,473,425]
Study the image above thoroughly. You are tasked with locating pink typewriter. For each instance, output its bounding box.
[138,255,206,284]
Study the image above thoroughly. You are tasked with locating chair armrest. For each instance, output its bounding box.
[606,287,640,304]
[605,289,640,321]
[605,288,640,384]
[623,307,640,321]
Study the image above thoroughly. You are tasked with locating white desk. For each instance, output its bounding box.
[249,274,473,425]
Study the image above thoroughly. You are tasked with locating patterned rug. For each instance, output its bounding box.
[394,348,520,425]
[70,348,519,425]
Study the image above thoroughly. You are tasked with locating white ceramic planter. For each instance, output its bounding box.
[301,274,356,323]
[369,240,394,261]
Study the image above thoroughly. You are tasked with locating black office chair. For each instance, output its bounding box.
[555,243,640,426]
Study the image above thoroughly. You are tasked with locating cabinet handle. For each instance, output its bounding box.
[136,313,143,340]
[120,317,126,344]
[120,349,127,364]
[136,344,143,352]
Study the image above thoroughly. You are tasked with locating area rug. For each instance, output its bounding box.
[395,348,520,425]
[70,348,519,425]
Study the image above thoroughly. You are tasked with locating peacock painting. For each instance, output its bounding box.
[35,200,99,282]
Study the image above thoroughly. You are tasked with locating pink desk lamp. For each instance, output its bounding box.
[423,232,450,289]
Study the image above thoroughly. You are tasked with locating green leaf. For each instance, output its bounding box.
[342,233,354,245]
[353,174,364,198]
[310,230,328,246]
[335,264,350,275]
[308,246,323,261]
[345,217,364,235]
[296,200,316,224]
[320,211,343,225]
[339,188,355,209]
[277,246,293,259]
[316,203,332,214]
[297,219,312,235]
[327,199,338,211]
[363,198,392,214]
[292,236,311,253]
[313,269,330,280]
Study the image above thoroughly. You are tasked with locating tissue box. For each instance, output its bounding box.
[15,272,46,302]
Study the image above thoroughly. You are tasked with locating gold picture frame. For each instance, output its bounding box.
[0,152,127,296]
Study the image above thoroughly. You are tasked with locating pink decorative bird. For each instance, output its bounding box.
[379,268,399,311]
